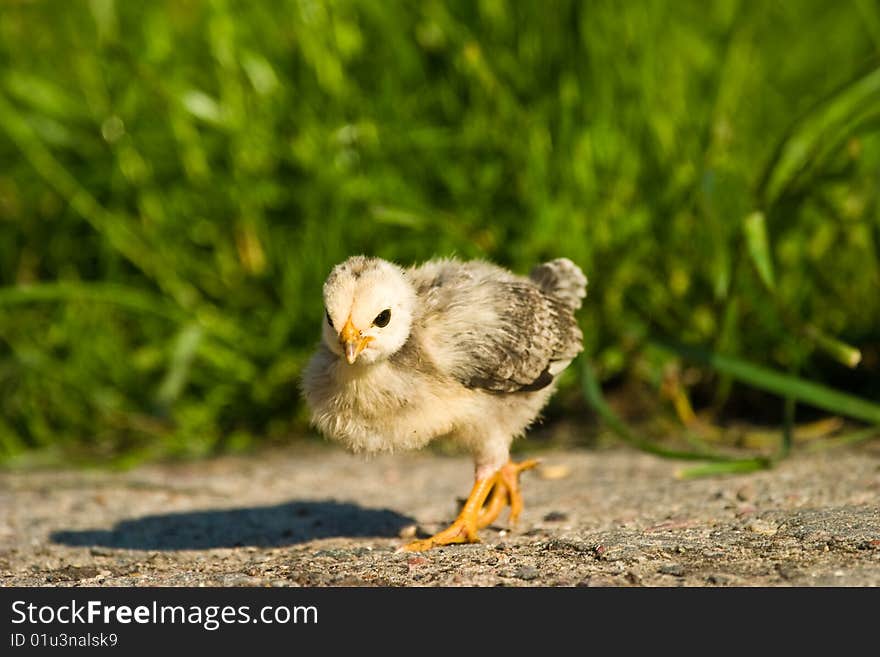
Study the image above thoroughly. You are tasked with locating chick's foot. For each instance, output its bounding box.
[401,458,540,551]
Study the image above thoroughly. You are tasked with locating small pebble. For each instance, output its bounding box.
[576,575,617,587]
[658,564,685,577]
[398,524,418,539]
[89,548,114,557]
[748,520,778,536]
[514,565,540,581]
[538,464,571,480]
[543,511,568,522]
[736,484,756,502]
[776,565,798,580]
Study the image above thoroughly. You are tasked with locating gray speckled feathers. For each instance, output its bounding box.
[401,258,586,393]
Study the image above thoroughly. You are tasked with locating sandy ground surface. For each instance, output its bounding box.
[1,443,879,587]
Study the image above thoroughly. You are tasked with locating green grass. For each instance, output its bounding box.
[0,0,878,464]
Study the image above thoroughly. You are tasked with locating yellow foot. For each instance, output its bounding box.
[477,458,539,528]
[402,458,540,552]
[399,517,479,552]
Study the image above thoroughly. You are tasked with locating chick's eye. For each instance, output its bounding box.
[325,309,334,329]
[373,309,391,327]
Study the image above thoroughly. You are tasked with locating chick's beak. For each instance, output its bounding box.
[340,317,371,364]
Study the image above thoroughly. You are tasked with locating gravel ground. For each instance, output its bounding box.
[2,443,879,587]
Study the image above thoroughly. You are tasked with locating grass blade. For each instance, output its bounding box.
[0,282,183,321]
[0,282,252,356]
[758,64,880,206]
[675,458,772,479]
[580,359,772,468]
[807,425,880,451]
[155,323,204,408]
[803,325,862,368]
[743,211,775,291]
[652,340,880,424]
[781,393,796,458]
[676,459,771,479]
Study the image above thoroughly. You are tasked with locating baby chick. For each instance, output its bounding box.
[302,256,587,550]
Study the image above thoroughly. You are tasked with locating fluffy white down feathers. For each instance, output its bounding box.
[301,256,586,477]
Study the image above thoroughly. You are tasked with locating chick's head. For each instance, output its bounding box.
[322,256,416,365]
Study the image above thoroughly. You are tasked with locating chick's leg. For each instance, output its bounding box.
[401,475,497,552]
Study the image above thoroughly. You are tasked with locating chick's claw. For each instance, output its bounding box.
[398,519,480,552]
[501,458,540,526]
[476,480,508,529]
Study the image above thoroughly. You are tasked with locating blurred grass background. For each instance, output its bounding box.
[0,0,878,465]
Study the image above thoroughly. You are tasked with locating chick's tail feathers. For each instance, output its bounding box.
[529,258,588,310]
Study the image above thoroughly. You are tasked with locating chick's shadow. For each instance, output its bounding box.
[51,501,415,551]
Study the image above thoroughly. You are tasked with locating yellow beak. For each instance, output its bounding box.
[340,317,372,364]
